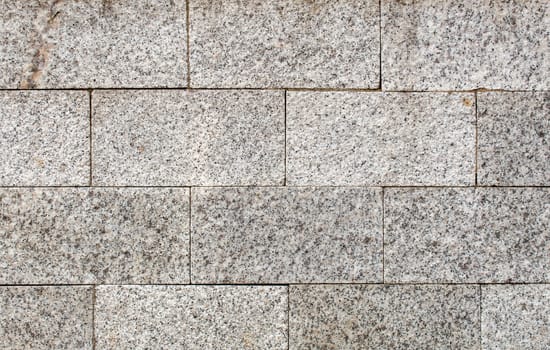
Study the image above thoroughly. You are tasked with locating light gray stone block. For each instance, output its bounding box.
[0,286,93,349]
[382,0,549,90]
[96,285,287,350]
[385,188,550,283]
[478,92,550,186]
[191,187,382,283]
[0,188,189,284]
[189,0,380,88]
[0,91,89,186]
[0,0,186,88]
[287,92,475,186]
[482,285,550,350]
[92,90,284,186]
[290,284,479,349]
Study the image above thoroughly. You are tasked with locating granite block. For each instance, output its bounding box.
[0,286,93,349]
[382,0,549,90]
[0,0,186,88]
[0,91,89,186]
[189,0,380,88]
[290,284,479,349]
[92,90,284,186]
[191,187,382,283]
[478,92,550,186]
[385,188,550,283]
[287,92,475,186]
[95,285,287,350]
[0,188,189,284]
[482,285,550,350]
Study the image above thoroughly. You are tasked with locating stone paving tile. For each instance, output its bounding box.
[189,0,380,88]
[0,0,186,88]
[0,91,89,186]
[92,90,284,186]
[478,92,550,186]
[287,92,475,186]
[482,285,550,350]
[290,284,479,349]
[385,188,550,283]
[96,285,287,350]
[0,188,189,284]
[191,187,382,283]
[382,0,549,90]
[0,286,93,349]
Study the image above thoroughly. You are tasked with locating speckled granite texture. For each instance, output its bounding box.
[1,0,548,349]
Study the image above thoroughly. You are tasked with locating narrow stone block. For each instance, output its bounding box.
[385,188,550,283]
[478,92,550,185]
[189,0,380,88]
[0,91,89,186]
[382,0,549,90]
[0,0,187,88]
[482,285,550,350]
[96,285,287,349]
[92,90,284,186]
[290,284,479,349]
[0,286,93,349]
[287,92,475,186]
[0,188,189,284]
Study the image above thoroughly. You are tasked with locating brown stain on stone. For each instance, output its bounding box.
[462,97,473,107]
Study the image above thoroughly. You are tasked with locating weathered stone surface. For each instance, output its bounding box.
[92,90,284,186]
[0,286,93,349]
[478,92,550,186]
[0,91,89,186]
[290,284,479,349]
[482,285,550,350]
[0,188,189,284]
[287,92,475,185]
[191,187,382,283]
[385,188,550,283]
[96,285,287,349]
[0,0,187,88]
[189,0,380,88]
[382,0,549,90]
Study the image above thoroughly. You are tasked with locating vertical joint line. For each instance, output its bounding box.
[479,285,482,349]
[284,90,287,186]
[381,187,385,283]
[185,0,191,88]
[378,0,382,89]
[188,187,192,284]
[88,89,93,186]
[92,285,96,350]
[474,92,478,186]
[287,286,290,350]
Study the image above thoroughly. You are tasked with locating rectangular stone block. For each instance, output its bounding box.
[478,92,549,186]
[0,188,189,284]
[0,91,89,186]
[385,188,550,283]
[96,285,287,349]
[189,0,380,88]
[482,285,550,350]
[287,92,475,186]
[0,0,186,88]
[382,0,549,90]
[191,187,382,283]
[290,285,479,349]
[92,90,284,186]
[0,286,93,349]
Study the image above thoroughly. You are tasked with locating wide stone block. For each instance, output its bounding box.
[482,285,550,350]
[0,286,93,349]
[287,92,475,186]
[385,188,550,283]
[382,0,549,90]
[290,284,479,349]
[96,285,287,349]
[189,0,380,88]
[191,187,382,283]
[478,92,550,186]
[92,90,284,186]
[0,0,187,88]
[0,188,189,284]
[0,91,89,186]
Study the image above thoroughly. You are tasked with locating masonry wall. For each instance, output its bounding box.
[0,1,548,349]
